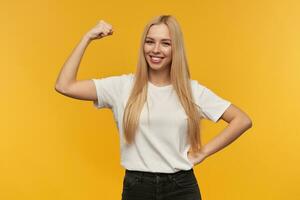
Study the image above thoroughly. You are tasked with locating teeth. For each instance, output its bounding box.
[152,57,161,61]
[150,56,164,62]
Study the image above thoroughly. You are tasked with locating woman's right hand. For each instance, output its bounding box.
[84,20,113,41]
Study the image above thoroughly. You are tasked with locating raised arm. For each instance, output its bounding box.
[54,20,114,101]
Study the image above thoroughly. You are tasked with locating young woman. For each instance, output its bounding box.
[55,15,252,200]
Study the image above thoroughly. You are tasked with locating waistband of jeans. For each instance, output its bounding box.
[125,168,193,178]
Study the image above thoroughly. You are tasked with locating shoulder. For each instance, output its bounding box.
[117,73,135,82]
[190,79,206,94]
[126,73,135,81]
[108,72,134,80]
[93,72,134,83]
[91,73,135,95]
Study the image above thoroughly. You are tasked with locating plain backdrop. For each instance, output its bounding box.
[0,0,299,199]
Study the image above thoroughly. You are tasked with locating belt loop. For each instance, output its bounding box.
[167,174,174,182]
[140,171,144,183]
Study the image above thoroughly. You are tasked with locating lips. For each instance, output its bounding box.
[150,55,164,58]
[149,55,164,63]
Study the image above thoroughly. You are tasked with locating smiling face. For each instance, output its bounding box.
[144,23,172,72]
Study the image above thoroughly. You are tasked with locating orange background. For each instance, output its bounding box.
[0,0,299,199]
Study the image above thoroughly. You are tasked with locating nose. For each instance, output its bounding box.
[152,43,161,53]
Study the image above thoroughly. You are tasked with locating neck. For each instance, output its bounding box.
[148,67,171,86]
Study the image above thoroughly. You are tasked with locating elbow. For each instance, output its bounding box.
[55,84,67,94]
[55,84,61,92]
[234,115,252,129]
[246,119,252,129]
[242,116,252,129]
[55,84,59,92]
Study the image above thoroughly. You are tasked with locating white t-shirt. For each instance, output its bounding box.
[92,73,231,173]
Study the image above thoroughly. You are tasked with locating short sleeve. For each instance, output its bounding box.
[192,80,231,123]
[91,74,129,109]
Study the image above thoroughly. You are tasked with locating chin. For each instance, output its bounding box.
[148,63,164,70]
[150,66,167,72]
[147,61,165,70]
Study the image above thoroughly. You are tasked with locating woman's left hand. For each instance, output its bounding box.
[187,150,208,166]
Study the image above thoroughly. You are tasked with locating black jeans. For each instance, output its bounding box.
[121,168,202,200]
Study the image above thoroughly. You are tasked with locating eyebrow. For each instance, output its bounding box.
[145,37,171,41]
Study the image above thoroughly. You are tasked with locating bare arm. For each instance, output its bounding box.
[54,20,113,101]
[55,35,91,92]
[201,104,252,157]
[188,104,253,166]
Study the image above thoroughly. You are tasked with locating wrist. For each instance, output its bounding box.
[199,146,209,158]
[190,148,209,166]
[82,34,92,43]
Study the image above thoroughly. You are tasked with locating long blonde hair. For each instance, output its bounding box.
[122,15,204,153]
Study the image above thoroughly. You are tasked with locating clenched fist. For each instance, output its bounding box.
[85,20,113,41]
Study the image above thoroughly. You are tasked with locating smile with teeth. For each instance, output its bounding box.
[150,56,164,63]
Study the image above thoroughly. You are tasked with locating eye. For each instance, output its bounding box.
[145,40,153,44]
[163,42,170,46]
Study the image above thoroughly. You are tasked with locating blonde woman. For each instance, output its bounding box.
[55,15,252,200]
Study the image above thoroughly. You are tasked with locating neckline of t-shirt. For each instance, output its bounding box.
[148,81,173,90]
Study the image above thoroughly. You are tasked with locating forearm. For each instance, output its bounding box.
[201,117,252,158]
[55,35,91,90]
